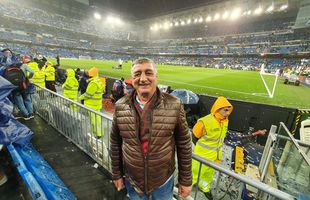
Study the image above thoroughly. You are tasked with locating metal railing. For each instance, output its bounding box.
[31,86,303,199]
[32,85,113,172]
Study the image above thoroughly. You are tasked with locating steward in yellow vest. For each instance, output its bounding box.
[62,69,78,101]
[192,96,233,197]
[28,61,45,90]
[43,61,56,92]
[62,69,78,111]
[79,67,103,137]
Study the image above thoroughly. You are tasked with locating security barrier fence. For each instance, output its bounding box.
[32,85,306,200]
[32,86,112,172]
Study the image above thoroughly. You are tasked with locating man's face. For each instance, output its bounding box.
[131,62,158,97]
[3,50,12,57]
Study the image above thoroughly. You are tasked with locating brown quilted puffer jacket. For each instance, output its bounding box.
[110,90,192,195]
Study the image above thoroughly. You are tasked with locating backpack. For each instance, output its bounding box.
[4,65,29,92]
[111,79,124,102]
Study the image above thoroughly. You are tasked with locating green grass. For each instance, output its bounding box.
[51,58,310,109]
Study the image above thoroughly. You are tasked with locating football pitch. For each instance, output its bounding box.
[55,58,309,109]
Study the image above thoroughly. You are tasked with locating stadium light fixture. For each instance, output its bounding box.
[214,13,220,21]
[115,18,122,25]
[174,21,179,26]
[153,24,159,31]
[206,15,212,22]
[187,19,191,24]
[222,11,229,20]
[106,15,123,25]
[230,8,241,20]
[198,17,203,23]
[280,4,288,11]
[247,10,252,15]
[169,22,173,27]
[194,18,198,23]
[266,5,274,12]
[163,22,170,30]
[94,12,102,20]
[181,21,185,26]
[106,16,114,23]
[254,7,262,15]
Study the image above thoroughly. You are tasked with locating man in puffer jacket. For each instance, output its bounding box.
[111,58,192,199]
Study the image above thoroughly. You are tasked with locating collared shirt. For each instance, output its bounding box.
[135,95,145,109]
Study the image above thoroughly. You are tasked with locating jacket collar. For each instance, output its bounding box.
[126,87,163,107]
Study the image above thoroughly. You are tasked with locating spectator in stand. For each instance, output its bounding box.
[75,68,83,80]
[78,70,89,105]
[123,78,134,95]
[56,54,60,66]
[0,145,8,186]
[2,48,34,120]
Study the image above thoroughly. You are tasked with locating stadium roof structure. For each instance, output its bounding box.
[90,0,300,26]
[91,0,225,20]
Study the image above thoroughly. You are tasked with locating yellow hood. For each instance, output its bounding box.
[88,67,99,77]
[45,61,52,66]
[66,68,75,78]
[210,96,233,115]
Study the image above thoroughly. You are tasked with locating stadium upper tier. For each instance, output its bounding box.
[1,27,309,55]
[0,0,133,41]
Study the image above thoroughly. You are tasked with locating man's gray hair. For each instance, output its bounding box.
[131,58,157,75]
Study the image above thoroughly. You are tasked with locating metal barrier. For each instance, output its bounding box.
[32,85,113,172]
[32,86,303,200]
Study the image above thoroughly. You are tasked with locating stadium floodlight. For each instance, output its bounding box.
[230,8,241,20]
[206,15,212,22]
[222,11,229,20]
[106,15,123,25]
[163,22,170,30]
[266,5,274,12]
[280,4,288,11]
[198,17,203,23]
[169,22,173,27]
[194,18,198,23]
[94,12,102,20]
[153,24,159,31]
[181,21,185,26]
[115,18,122,25]
[187,18,191,24]
[214,13,220,21]
[254,7,262,15]
[106,16,114,23]
[159,24,163,29]
[247,10,252,15]
[174,21,179,26]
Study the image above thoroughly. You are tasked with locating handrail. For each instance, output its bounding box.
[192,154,296,200]
[279,122,310,166]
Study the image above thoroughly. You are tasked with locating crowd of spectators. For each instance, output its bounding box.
[1,41,309,78]
[0,0,130,41]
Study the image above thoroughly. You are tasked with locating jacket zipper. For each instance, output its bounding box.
[133,105,149,194]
